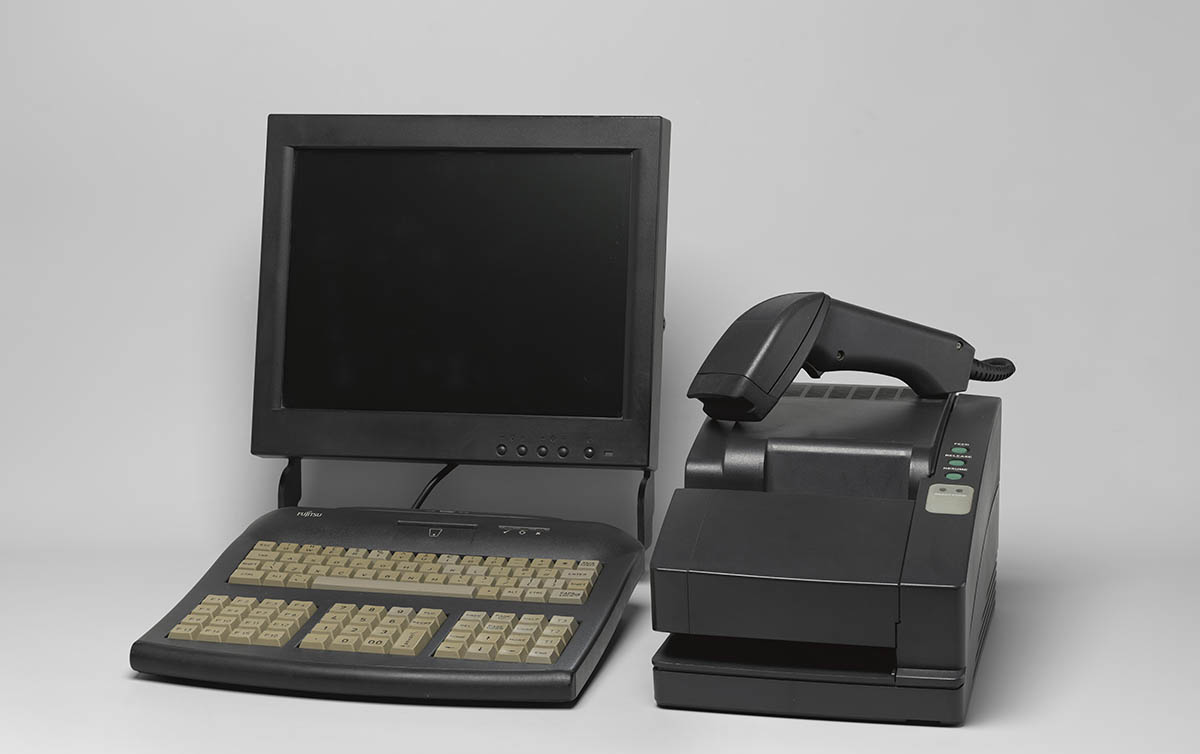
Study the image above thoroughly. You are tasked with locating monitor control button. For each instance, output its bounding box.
[536,445,549,457]
[496,444,507,456]
[557,446,569,458]
[516,445,527,456]
[584,447,594,459]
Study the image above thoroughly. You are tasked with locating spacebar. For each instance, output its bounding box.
[310,576,477,599]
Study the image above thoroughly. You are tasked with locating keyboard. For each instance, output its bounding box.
[130,506,644,702]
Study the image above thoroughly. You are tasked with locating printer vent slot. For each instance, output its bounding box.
[804,385,829,399]
[792,384,916,401]
[850,386,875,400]
[829,385,853,400]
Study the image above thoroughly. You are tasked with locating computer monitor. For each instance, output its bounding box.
[251,115,670,469]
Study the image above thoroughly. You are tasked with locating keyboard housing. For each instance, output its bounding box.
[130,506,643,702]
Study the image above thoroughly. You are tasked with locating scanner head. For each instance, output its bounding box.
[687,293,829,421]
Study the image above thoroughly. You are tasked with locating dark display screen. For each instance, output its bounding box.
[281,148,634,417]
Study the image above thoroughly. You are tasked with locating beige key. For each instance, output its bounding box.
[191,604,221,617]
[208,615,238,628]
[578,560,603,574]
[302,554,326,565]
[500,588,525,601]
[259,561,284,572]
[197,625,229,642]
[352,569,377,581]
[319,611,348,626]
[307,565,331,577]
[329,634,361,652]
[460,555,483,566]
[523,588,548,603]
[413,553,437,563]
[476,586,501,600]
[445,630,475,644]
[370,625,400,640]
[220,605,250,618]
[407,617,439,638]
[349,613,378,629]
[483,556,506,567]
[462,610,489,622]
[511,568,535,579]
[491,613,517,626]
[287,573,314,588]
[466,565,490,577]
[470,576,495,587]
[227,627,258,644]
[298,544,322,555]
[321,546,345,557]
[299,632,330,650]
[510,624,540,637]
[464,642,496,661]
[239,617,268,631]
[269,618,298,634]
[275,542,299,553]
[542,579,566,590]
[447,575,472,586]
[418,562,441,574]
[377,571,401,582]
[278,552,303,563]
[349,558,372,569]
[549,589,586,605]
[553,559,577,569]
[434,641,466,659]
[494,577,518,589]
[518,578,541,589]
[368,549,390,560]
[542,624,572,640]
[518,614,546,626]
[168,623,200,640]
[530,558,552,569]
[526,646,560,664]
[345,548,368,558]
[262,572,289,587]
[495,645,527,663]
[441,564,465,575]
[288,600,316,618]
[560,569,597,583]
[180,613,209,627]
[201,594,231,607]
[502,634,533,649]
[416,608,446,625]
[339,624,368,637]
[535,634,567,652]
[488,566,512,578]
[378,616,408,632]
[389,551,414,562]
[360,636,391,654]
[474,631,504,646]
[311,575,477,599]
[400,572,424,584]
[253,540,277,551]
[548,616,578,635]
[424,574,447,586]
[246,550,278,561]
[229,568,263,585]
[506,557,530,568]
[370,560,394,571]
[482,621,510,634]
[309,621,339,635]
[278,608,308,625]
[329,567,354,578]
[329,602,357,614]
[536,568,559,580]
[389,630,429,656]
[394,561,419,573]
[437,554,460,565]
[387,607,415,620]
[325,557,349,568]
[357,605,386,618]
[565,580,593,595]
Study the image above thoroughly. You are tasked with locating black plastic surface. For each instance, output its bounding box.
[251,115,670,470]
[130,507,643,703]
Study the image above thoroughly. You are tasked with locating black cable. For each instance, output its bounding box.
[411,462,459,510]
[970,356,1017,382]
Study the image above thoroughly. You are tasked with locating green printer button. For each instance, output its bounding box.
[948,459,966,467]
[945,472,964,480]
[951,447,968,454]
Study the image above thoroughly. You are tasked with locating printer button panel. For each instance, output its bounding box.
[924,484,974,515]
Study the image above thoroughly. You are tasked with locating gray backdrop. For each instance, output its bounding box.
[2,1,1197,751]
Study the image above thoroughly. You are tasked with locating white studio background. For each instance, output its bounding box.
[1,2,1197,752]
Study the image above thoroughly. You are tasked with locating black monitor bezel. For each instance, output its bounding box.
[251,114,669,469]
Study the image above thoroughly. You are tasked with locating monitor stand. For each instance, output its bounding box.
[274,457,656,548]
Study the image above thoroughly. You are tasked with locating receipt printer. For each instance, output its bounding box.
[650,293,1016,725]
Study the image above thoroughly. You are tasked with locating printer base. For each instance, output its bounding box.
[651,663,967,725]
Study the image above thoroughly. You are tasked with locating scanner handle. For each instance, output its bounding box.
[688,292,988,421]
